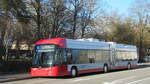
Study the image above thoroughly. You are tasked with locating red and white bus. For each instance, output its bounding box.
[30,38,138,77]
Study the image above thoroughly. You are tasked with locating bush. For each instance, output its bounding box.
[0,61,32,72]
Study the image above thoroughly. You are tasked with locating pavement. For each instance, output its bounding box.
[0,63,150,84]
[0,73,32,82]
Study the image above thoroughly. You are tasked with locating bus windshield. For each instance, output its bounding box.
[32,45,55,67]
[32,45,68,67]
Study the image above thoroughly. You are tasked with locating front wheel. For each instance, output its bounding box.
[71,68,77,77]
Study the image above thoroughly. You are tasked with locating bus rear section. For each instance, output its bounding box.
[108,43,138,70]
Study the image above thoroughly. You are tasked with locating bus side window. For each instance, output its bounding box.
[66,49,72,64]
[72,50,79,64]
[88,50,95,63]
[59,49,68,65]
[89,58,95,63]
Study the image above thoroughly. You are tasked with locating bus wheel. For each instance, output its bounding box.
[127,63,131,70]
[71,67,77,77]
[103,65,108,73]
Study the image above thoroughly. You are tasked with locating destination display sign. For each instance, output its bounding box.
[36,45,55,50]
[36,49,54,52]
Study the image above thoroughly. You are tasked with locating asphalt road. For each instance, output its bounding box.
[1,65,150,84]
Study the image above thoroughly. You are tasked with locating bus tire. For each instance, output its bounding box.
[103,65,108,73]
[127,63,131,70]
[71,67,78,77]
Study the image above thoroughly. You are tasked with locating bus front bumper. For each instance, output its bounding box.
[30,65,70,77]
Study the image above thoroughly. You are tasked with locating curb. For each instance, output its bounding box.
[0,76,35,83]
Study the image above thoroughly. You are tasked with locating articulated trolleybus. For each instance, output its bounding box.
[31,38,138,77]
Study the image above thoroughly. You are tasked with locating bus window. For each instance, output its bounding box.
[66,49,72,64]
[62,49,67,64]
[89,58,95,63]
[88,50,95,63]
[66,49,80,64]
[80,50,89,63]
[54,48,67,65]
[95,50,101,62]
[72,50,79,64]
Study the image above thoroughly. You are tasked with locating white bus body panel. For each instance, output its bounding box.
[64,39,138,72]
[66,39,110,50]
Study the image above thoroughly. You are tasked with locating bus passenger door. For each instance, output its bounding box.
[110,47,116,69]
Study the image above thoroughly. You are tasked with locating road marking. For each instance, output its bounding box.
[72,78,91,82]
[103,76,136,84]
[126,77,150,84]
[70,74,107,82]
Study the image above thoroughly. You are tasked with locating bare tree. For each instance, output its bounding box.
[29,0,43,40]
[3,20,14,61]
[130,0,150,62]
[67,0,83,39]
[48,0,67,38]
[79,0,99,38]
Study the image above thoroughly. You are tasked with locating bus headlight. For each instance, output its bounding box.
[32,68,37,71]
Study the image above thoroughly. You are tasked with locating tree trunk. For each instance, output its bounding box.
[81,26,85,38]
[72,11,77,39]
[5,47,8,61]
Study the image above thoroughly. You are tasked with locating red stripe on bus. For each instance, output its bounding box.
[116,64,138,69]
[116,66,127,69]
[78,68,103,74]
